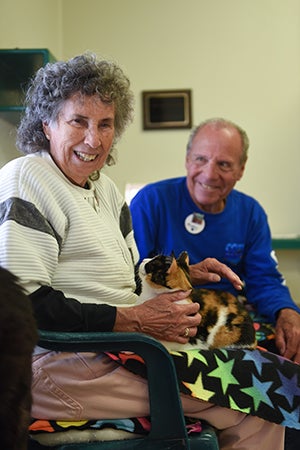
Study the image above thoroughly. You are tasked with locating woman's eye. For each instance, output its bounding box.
[71,118,85,127]
[100,122,113,130]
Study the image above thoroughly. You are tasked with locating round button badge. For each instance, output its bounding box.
[184,212,205,234]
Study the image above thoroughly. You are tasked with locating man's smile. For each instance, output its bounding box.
[198,181,219,191]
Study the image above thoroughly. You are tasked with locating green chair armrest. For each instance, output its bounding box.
[37,331,187,442]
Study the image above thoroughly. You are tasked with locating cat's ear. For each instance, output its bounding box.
[167,257,178,275]
[177,251,189,266]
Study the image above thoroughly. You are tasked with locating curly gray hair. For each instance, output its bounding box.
[186,118,249,164]
[16,52,134,166]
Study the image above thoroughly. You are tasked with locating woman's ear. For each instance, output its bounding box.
[42,122,50,140]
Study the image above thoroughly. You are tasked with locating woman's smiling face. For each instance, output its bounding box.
[43,93,115,186]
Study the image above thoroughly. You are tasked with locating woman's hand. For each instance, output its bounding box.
[114,290,201,343]
[189,258,243,290]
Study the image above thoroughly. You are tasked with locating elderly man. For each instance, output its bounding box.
[130,118,300,449]
[130,117,300,362]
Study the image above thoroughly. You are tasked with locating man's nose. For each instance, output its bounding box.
[202,160,218,178]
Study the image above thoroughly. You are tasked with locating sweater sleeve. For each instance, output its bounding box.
[30,285,117,332]
[0,159,138,330]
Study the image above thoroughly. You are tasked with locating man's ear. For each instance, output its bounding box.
[185,154,189,170]
[237,159,247,181]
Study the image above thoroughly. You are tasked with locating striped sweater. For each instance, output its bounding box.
[0,151,139,332]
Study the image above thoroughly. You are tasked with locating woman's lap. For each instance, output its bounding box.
[32,351,284,449]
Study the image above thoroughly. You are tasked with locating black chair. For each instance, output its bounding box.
[28,330,219,450]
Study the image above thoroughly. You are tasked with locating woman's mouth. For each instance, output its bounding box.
[74,151,98,162]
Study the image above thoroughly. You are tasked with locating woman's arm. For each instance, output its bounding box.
[30,285,117,332]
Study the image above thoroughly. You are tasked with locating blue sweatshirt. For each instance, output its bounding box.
[130,177,300,323]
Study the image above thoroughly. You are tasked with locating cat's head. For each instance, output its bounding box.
[139,251,192,294]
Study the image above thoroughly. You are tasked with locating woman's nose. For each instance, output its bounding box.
[84,128,101,148]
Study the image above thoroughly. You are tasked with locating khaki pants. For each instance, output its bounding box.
[32,351,284,450]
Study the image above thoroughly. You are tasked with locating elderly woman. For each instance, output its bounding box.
[0,53,284,449]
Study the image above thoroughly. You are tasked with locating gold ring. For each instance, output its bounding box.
[184,327,190,338]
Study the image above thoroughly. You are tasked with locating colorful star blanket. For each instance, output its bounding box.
[106,312,300,430]
[30,314,300,439]
[174,346,299,428]
[29,416,203,437]
[29,416,151,436]
[106,344,300,430]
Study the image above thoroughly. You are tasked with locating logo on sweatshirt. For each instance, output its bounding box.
[224,243,244,264]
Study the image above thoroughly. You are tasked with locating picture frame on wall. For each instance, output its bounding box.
[142,89,192,130]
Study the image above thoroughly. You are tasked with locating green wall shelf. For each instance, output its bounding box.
[272,237,300,250]
[0,48,56,125]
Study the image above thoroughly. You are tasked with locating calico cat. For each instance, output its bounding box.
[0,267,38,450]
[138,252,257,351]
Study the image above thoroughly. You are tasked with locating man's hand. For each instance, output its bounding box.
[275,308,300,364]
[189,258,243,290]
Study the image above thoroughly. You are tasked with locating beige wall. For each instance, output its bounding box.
[0,0,62,165]
[0,0,299,300]
[0,0,62,56]
[60,0,300,237]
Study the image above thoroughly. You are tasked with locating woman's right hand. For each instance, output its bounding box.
[114,291,201,343]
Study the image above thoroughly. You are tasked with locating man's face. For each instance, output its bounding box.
[43,93,115,187]
[185,124,246,213]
